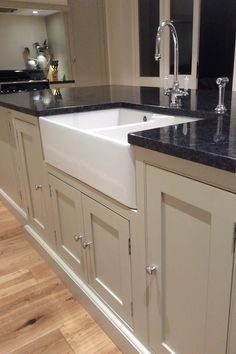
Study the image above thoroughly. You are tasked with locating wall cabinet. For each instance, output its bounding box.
[49,173,133,327]
[145,165,236,354]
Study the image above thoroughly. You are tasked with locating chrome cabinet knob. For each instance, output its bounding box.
[146,264,158,275]
[35,184,43,190]
[74,234,83,242]
[82,241,92,249]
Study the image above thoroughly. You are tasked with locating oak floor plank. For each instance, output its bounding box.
[0,277,37,300]
[0,269,30,287]
[0,277,64,316]
[11,329,75,354]
[0,246,43,277]
[0,201,121,354]
[62,316,121,354]
[30,262,56,281]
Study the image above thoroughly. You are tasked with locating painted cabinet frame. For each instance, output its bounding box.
[12,113,53,246]
[145,165,236,354]
[48,171,134,328]
[48,174,86,281]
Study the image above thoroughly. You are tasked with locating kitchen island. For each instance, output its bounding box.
[0,86,235,354]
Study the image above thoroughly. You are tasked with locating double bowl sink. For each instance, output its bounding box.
[39,108,199,208]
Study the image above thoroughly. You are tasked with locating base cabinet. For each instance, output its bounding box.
[13,115,50,241]
[1,107,236,354]
[83,195,133,327]
[145,165,236,354]
[0,108,24,211]
[228,258,236,354]
[48,174,86,280]
[49,173,133,327]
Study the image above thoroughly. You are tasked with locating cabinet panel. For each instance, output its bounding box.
[49,174,86,280]
[0,109,23,208]
[228,258,236,354]
[146,165,236,354]
[83,195,133,327]
[14,119,47,235]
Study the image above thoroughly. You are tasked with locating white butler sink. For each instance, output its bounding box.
[39,108,199,208]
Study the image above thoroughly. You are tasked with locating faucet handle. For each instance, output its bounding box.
[216,77,229,87]
[163,76,169,90]
[184,76,189,92]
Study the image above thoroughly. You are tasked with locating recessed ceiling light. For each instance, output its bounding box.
[32,10,39,14]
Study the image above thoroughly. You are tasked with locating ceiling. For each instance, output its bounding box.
[0,8,59,16]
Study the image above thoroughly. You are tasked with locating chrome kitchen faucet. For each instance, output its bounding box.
[155,20,188,108]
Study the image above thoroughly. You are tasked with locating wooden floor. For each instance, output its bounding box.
[0,201,121,354]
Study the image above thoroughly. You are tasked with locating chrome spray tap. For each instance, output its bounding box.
[215,77,229,114]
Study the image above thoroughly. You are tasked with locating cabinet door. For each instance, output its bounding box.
[228,258,236,354]
[146,165,236,354]
[14,118,47,235]
[83,195,133,327]
[49,174,86,280]
[0,109,24,209]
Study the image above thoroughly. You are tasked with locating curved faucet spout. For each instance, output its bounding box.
[155,20,179,85]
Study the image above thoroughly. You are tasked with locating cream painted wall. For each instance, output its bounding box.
[46,12,71,80]
[68,0,108,86]
[0,14,47,69]
[105,0,135,86]
[5,0,67,5]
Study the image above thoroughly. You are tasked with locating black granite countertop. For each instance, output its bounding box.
[0,85,235,173]
[49,80,75,85]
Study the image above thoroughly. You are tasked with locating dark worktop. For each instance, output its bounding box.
[0,85,235,173]
[49,80,75,85]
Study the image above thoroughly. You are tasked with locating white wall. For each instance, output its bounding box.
[0,14,47,70]
[46,12,71,80]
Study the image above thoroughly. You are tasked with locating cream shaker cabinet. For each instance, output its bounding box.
[0,108,25,212]
[48,174,86,281]
[14,116,49,239]
[82,195,133,327]
[228,258,236,354]
[49,173,133,327]
[145,165,236,354]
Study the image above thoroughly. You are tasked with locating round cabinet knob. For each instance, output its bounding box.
[35,184,43,190]
[82,241,92,249]
[74,234,83,242]
[146,264,158,275]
